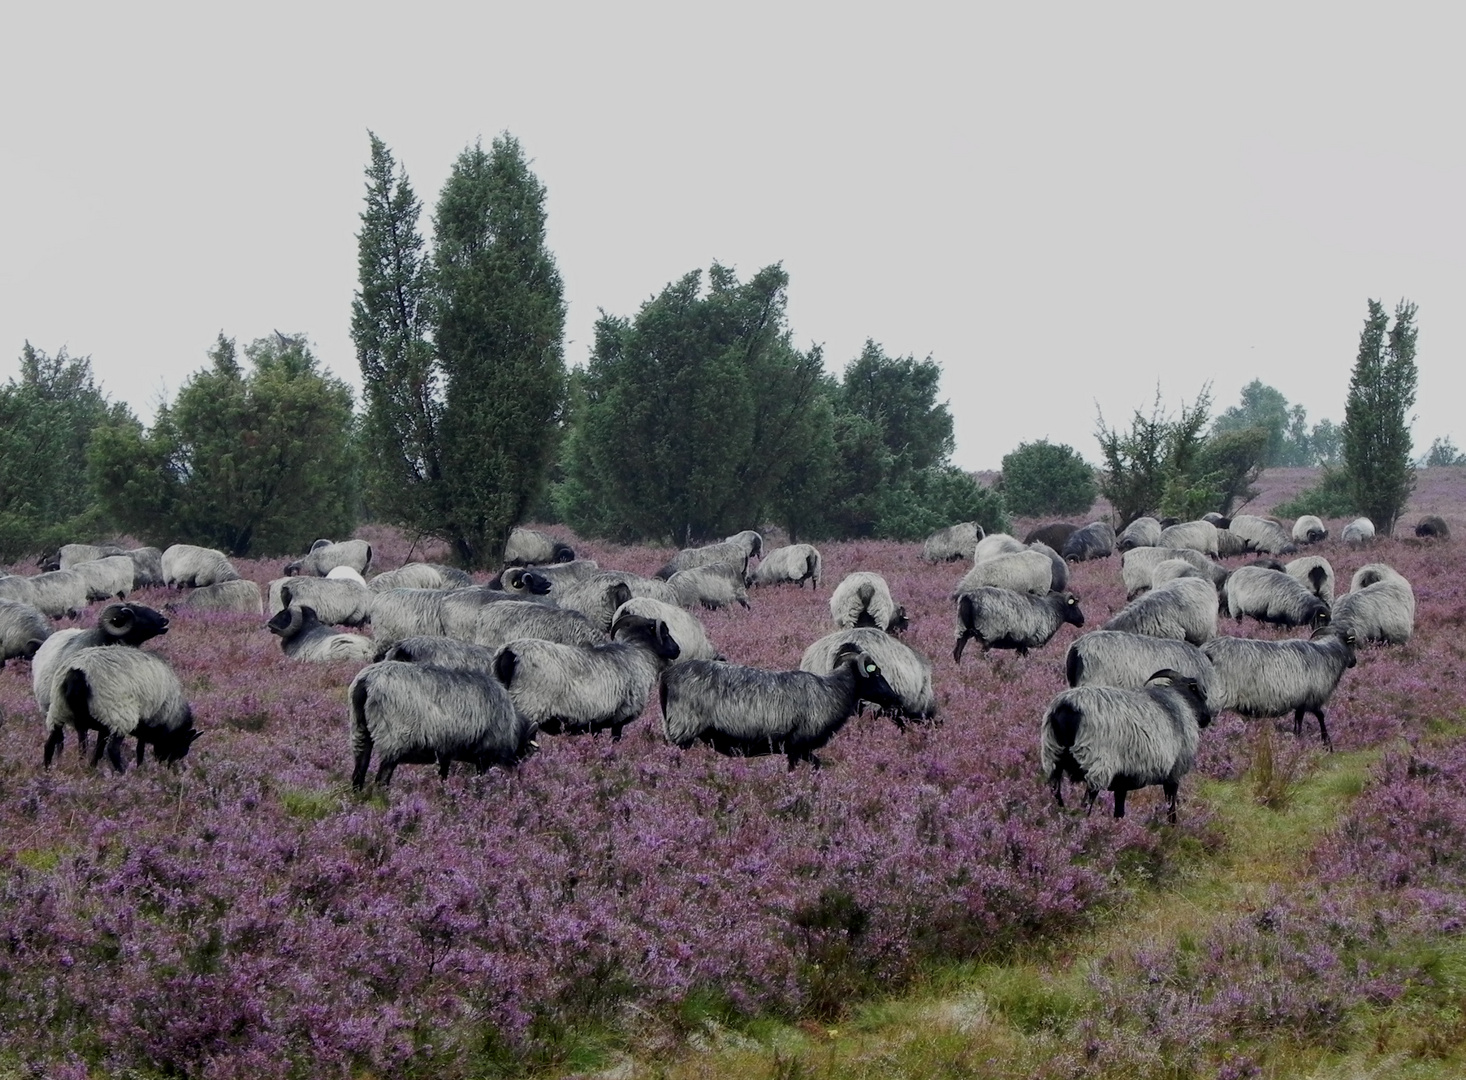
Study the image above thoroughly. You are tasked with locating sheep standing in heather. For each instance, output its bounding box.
[552,571,679,631]
[1342,517,1376,546]
[747,544,822,589]
[45,543,126,571]
[71,556,135,602]
[29,571,89,620]
[1065,630,1214,700]
[830,572,908,633]
[1285,556,1335,604]
[1061,522,1116,562]
[1023,522,1078,551]
[1292,515,1329,544]
[1041,669,1213,821]
[450,598,606,652]
[370,563,474,591]
[1029,541,1070,592]
[375,636,499,670]
[0,599,51,667]
[284,539,373,578]
[1416,516,1450,540]
[1223,565,1331,628]
[1331,563,1415,645]
[1117,547,1224,596]
[922,521,984,562]
[1117,517,1162,551]
[267,604,376,663]
[613,597,722,663]
[267,578,373,627]
[504,527,576,566]
[32,603,171,715]
[0,575,40,607]
[800,627,936,722]
[43,647,198,771]
[657,532,762,580]
[974,533,1026,563]
[954,550,1053,598]
[668,564,750,610]
[1149,559,1212,589]
[162,544,240,588]
[953,589,1084,661]
[1103,576,1217,646]
[1158,520,1220,558]
[168,580,264,615]
[1201,626,1357,749]
[489,567,555,602]
[1228,515,1297,555]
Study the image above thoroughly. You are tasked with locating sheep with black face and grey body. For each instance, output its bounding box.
[44,543,126,571]
[1284,556,1335,604]
[1065,631,1214,701]
[1158,520,1220,558]
[43,647,198,771]
[830,572,908,633]
[167,580,264,616]
[369,588,453,647]
[267,578,373,627]
[1061,521,1116,563]
[974,533,1026,563]
[953,550,1053,598]
[369,563,474,592]
[800,627,935,722]
[552,572,679,632]
[71,556,135,602]
[267,604,376,663]
[1215,528,1251,557]
[1330,563,1415,645]
[1222,565,1331,628]
[953,588,1085,661]
[1117,517,1162,551]
[724,530,764,561]
[656,532,762,580]
[1292,515,1329,544]
[668,564,750,610]
[613,597,722,663]
[504,526,576,567]
[29,571,89,619]
[922,521,984,563]
[492,560,599,591]
[1342,517,1376,546]
[0,598,50,667]
[1103,576,1217,646]
[1201,626,1357,749]
[1227,514,1297,556]
[284,538,373,578]
[1415,516,1450,541]
[660,644,903,770]
[747,544,822,589]
[1041,669,1212,822]
[451,598,607,652]
[348,661,535,788]
[32,602,171,716]
[162,544,240,587]
[1120,547,1227,600]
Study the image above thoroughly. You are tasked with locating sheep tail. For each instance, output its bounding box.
[349,674,373,790]
[1047,700,1083,750]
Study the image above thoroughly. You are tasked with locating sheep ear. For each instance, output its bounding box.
[280,585,293,607]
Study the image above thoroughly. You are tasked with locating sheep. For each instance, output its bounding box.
[1149,558,1211,589]
[668,564,750,610]
[1330,563,1415,645]
[1201,626,1358,749]
[1214,528,1252,558]
[369,563,474,591]
[800,627,935,722]
[953,550,1053,598]
[660,644,903,770]
[167,580,264,615]
[494,559,599,589]
[374,636,499,671]
[723,530,765,561]
[657,539,756,581]
[552,571,680,632]
[953,588,1085,661]
[504,527,576,567]
[974,533,1026,563]
[266,604,376,663]
[369,588,453,647]
[1103,576,1217,646]
[0,599,51,667]
[326,566,367,585]
[1064,630,1214,701]
[1284,556,1335,603]
[162,544,240,587]
[747,543,822,589]
[347,661,535,788]
[830,572,908,633]
[121,547,164,588]
[1415,515,1450,541]
[450,598,607,652]
[1023,522,1078,551]
[1158,520,1220,557]
[614,597,722,663]
[32,602,172,715]
[1222,565,1331,628]
[1116,517,1162,552]
[1292,515,1329,544]
[70,556,135,602]
[1227,514,1298,556]
[1061,521,1116,563]
[29,571,89,619]
[1041,669,1213,821]
[1342,517,1376,546]
[266,578,373,627]
[1030,541,1069,592]
[42,647,197,771]
[1120,547,1226,599]
[47,542,126,571]
[0,575,40,607]
[921,521,984,562]
[1202,513,1231,526]
[284,538,373,578]
[492,612,681,739]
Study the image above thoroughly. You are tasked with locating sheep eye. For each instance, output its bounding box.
[864,663,877,674]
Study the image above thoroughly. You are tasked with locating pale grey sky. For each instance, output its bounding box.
[4,3,1462,470]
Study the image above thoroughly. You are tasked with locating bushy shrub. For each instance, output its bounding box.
[999,440,1096,517]
[1274,466,1355,519]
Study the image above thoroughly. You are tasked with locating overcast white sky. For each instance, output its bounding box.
[4,3,1462,471]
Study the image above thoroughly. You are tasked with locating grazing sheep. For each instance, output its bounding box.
[800,627,936,722]
[613,597,722,663]
[167,580,264,615]
[494,559,599,590]
[1117,517,1162,552]
[1061,521,1116,563]
[44,543,126,571]
[1023,522,1079,551]
[71,556,135,601]
[489,567,555,603]
[29,571,89,619]
[922,521,984,563]
[1214,528,1252,558]
[32,602,171,715]
[369,563,474,591]
[492,612,680,739]
[162,544,240,587]
[1415,515,1450,541]
[369,588,454,647]
[1120,547,1226,600]
[1149,559,1211,589]
[0,599,51,667]
[660,645,903,769]
[1065,631,1214,701]
[267,578,373,627]
[1202,513,1231,527]
[954,550,1053,598]
[1227,514,1298,556]
[0,575,40,607]
[347,661,535,788]
[552,571,680,632]
[747,544,822,589]
[1331,563,1415,645]
[668,564,750,610]
[1158,520,1220,558]
[1030,541,1070,592]
[1103,576,1217,646]
[974,533,1026,563]
[1201,626,1358,749]
[830,572,908,633]
[1041,669,1213,821]
[657,539,756,581]
[1292,515,1329,544]
[1284,556,1335,603]
[450,598,606,652]
[284,538,373,578]
[1342,517,1376,546]
[1223,565,1331,628]
[504,527,576,567]
[375,636,499,671]
[953,589,1085,661]
[266,604,376,663]
[43,647,197,771]
[723,530,765,561]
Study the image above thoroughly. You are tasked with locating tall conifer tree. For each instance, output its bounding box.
[1342,299,1418,534]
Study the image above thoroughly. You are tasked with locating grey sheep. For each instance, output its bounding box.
[1292,515,1329,544]
[1331,563,1415,645]
[1103,576,1217,646]
[29,571,89,619]
[747,543,822,589]
[47,542,126,571]
[1029,541,1069,592]
[1041,669,1212,821]
[492,612,681,739]
[921,521,984,563]
[800,627,935,722]
[32,602,172,715]
[668,564,750,610]
[504,526,576,566]
[71,556,135,602]
[831,572,908,633]
[552,571,679,632]
[1117,517,1162,551]
[490,567,556,602]
[1061,521,1116,562]
[1223,565,1330,628]
[1149,558,1210,589]
[660,644,903,770]
[1023,522,1079,552]
[266,604,376,663]
[43,647,198,771]
[1284,556,1335,603]
[375,636,500,671]
[724,530,765,560]
[451,598,606,652]
[124,547,165,588]
[1227,514,1297,556]
[493,559,599,590]
[1415,515,1450,540]
[168,580,264,615]
[1120,547,1226,600]
[369,588,454,647]
[1065,630,1214,701]
[348,661,536,788]
[1158,520,1220,557]
[613,597,722,663]
[0,598,51,667]
[284,538,373,578]
[0,575,41,608]
[267,578,373,627]
[1215,528,1252,558]
[1201,626,1358,749]
[954,550,1053,598]
[162,544,240,587]
[657,539,757,581]
[369,563,474,591]
[1342,517,1376,546]
[953,588,1085,661]
[974,533,1026,563]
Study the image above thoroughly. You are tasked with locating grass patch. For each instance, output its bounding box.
[278,787,337,821]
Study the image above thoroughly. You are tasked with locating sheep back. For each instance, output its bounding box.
[0,598,51,666]
[1103,576,1217,645]
[747,544,822,588]
[800,627,935,721]
[922,522,983,563]
[954,588,1084,661]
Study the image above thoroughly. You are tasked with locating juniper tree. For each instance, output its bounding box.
[1342,299,1418,535]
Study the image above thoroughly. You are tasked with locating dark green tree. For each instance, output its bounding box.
[1341,299,1418,534]
[1309,418,1343,466]
[998,440,1096,517]
[1421,436,1465,467]
[838,341,953,474]
[1213,380,1292,466]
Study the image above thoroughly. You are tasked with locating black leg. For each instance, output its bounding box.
[376,760,396,786]
[89,733,107,768]
[1082,786,1100,815]
[43,726,64,768]
[437,753,451,780]
[1049,773,1065,808]
[351,747,372,790]
[136,739,146,767]
[105,735,127,774]
[1163,780,1179,824]
[1315,708,1332,752]
[1112,788,1127,819]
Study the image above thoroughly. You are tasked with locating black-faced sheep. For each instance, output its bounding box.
[656,533,761,580]
[1227,514,1298,556]
[267,579,373,628]
[0,598,50,667]
[1116,517,1162,551]
[921,522,984,563]
[1030,541,1070,592]
[830,572,908,633]
[493,559,599,590]
[1023,522,1079,551]
[1342,517,1376,546]
[451,598,607,652]
[1222,565,1331,629]
[284,538,373,578]
[953,589,1084,661]
[552,572,679,632]
[747,544,822,589]
[43,647,198,771]
[162,544,240,587]
[44,542,127,571]
[1064,630,1215,701]
[1292,515,1328,544]
[1330,563,1415,645]
[613,597,723,663]
[504,527,576,566]
[800,627,936,722]
[1061,522,1116,563]
[1415,515,1450,540]
[1102,576,1217,646]
[668,564,750,610]
[1201,626,1357,749]
[267,604,376,663]
[32,602,172,716]
[1121,546,1224,598]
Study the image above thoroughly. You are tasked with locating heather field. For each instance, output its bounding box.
[3,470,1466,1078]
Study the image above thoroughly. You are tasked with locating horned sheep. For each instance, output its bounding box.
[43,647,198,771]
[1064,630,1215,701]
[1201,626,1358,749]
[32,603,171,715]
[266,604,376,663]
[503,527,576,566]
[267,579,372,628]
[1103,576,1217,646]
[1292,515,1329,544]
[613,597,723,663]
[953,588,1085,661]
[800,627,936,722]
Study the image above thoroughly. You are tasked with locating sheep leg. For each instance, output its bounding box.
[953,634,971,664]
[1082,786,1101,816]
[1112,788,1128,819]
[610,723,625,742]
[42,726,64,768]
[89,732,109,769]
[351,747,373,790]
[136,739,146,767]
[376,760,397,786]
[437,752,452,780]
[104,735,127,774]
[1307,707,1333,752]
[1163,780,1179,825]
[1048,773,1065,809]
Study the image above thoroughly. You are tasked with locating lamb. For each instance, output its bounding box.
[32,602,171,715]
[1158,520,1220,557]
[504,527,576,566]
[71,556,135,602]
[266,604,376,663]
[492,612,681,739]
[348,661,536,788]
[1227,514,1298,556]
[29,571,89,619]
[1061,521,1116,563]
[1415,515,1450,541]
[1120,547,1226,600]
[830,572,908,633]
[284,538,373,578]
[747,543,822,589]
[1103,576,1217,646]
[43,647,198,771]
[1222,565,1331,628]
[1023,522,1078,551]
[552,571,679,632]
[267,578,373,628]
[1117,517,1162,551]
[1342,517,1376,546]
[668,564,750,610]
[162,544,240,587]
[449,598,606,652]
[800,627,936,722]
[954,550,1053,598]
[974,533,1026,562]
[660,644,903,769]
[0,598,50,667]
[953,588,1085,661]
[369,563,474,591]
[1201,626,1358,749]
[1284,556,1335,603]
[613,597,722,663]
[1064,630,1214,701]
[1040,669,1212,821]
[167,580,264,615]
[1330,563,1415,645]
[922,522,984,562]
[1292,515,1329,544]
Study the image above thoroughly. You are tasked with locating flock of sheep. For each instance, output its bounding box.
[0,508,1439,819]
